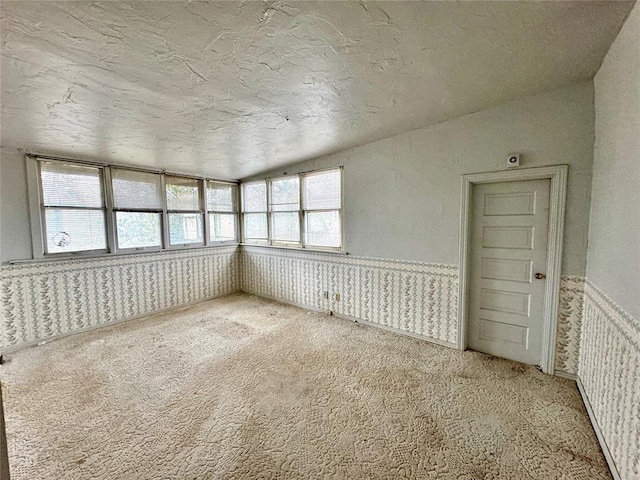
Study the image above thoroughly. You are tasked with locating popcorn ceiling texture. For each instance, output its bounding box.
[0,2,632,178]
[1,294,611,480]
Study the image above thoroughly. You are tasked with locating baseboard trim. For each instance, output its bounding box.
[0,290,242,356]
[576,377,621,480]
[241,290,458,350]
[554,370,577,381]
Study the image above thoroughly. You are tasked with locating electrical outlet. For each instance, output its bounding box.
[323,291,329,300]
[334,293,340,301]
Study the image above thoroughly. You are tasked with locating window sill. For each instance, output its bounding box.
[8,242,240,265]
[239,243,348,255]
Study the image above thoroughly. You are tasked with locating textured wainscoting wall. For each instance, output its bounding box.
[0,246,240,352]
[1,242,585,374]
[556,275,586,376]
[579,281,640,480]
[241,247,584,376]
[240,246,460,346]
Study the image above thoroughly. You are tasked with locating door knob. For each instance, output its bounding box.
[534,273,546,279]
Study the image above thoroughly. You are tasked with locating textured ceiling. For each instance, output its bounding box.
[0,1,634,179]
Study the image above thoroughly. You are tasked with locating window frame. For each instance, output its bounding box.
[206,180,239,245]
[241,167,343,252]
[35,160,110,257]
[165,174,205,249]
[111,167,165,254]
[241,180,269,245]
[301,169,343,250]
[268,175,302,247]
[25,154,239,260]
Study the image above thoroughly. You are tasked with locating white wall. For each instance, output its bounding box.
[245,80,596,276]
[579,4,640,479]
[0,81,596,273]
[0,147,32,264]
[589,2,640,320]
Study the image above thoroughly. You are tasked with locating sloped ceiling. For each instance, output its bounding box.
[0,1,634,179]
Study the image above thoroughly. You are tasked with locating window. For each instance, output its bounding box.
[242,181,268,242]
[241,168,342,250]
[112,169,163,250]
[303,169,342,248]
[270,177,300,245]
[27,155,239,258]
[39,161,107,254]
[207,181,238,242]
[166,176,204,246]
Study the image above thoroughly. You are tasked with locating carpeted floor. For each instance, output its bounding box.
[1,293,609,479]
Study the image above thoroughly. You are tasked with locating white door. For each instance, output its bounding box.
[468,179,550,365]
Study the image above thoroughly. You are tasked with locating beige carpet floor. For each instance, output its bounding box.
[1,293,609,479]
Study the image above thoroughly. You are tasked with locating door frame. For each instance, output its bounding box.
[458,165,568,374]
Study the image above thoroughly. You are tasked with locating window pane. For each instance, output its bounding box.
[243,182,266,212]
[116,212,161,249]
[166,176,201,211]
[112,169,162,210]
[210,213,236,242]
[168,213,203,245]
[270,177,299,211]
[45,208,106,253]
[272,211,300,243]
[40,161,104,208]
[207,182,236,212]
[304,170,341,210]
[305,210,341,247]
[244,213,267,240]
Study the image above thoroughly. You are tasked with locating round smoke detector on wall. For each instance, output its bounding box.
[507,153,520,167]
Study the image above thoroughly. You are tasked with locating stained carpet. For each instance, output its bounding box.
[1,293,609,479]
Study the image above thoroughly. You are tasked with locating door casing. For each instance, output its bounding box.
[458,165,568,374]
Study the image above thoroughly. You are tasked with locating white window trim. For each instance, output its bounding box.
[300,168,343,250]
[241,166,344,252]
[206,180,240,245]
[25,154,240,261]
[165,175,206,248]
[110,166,164,254]
[241,180,269,244]
[268,175,302,247]
[32,160,110,258]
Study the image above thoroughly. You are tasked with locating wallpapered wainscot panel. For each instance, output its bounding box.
[556,275,586,376]
[240,246,460,346]
[579,280,639,480]
[0,246,240,351]
[240,247,585,374]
